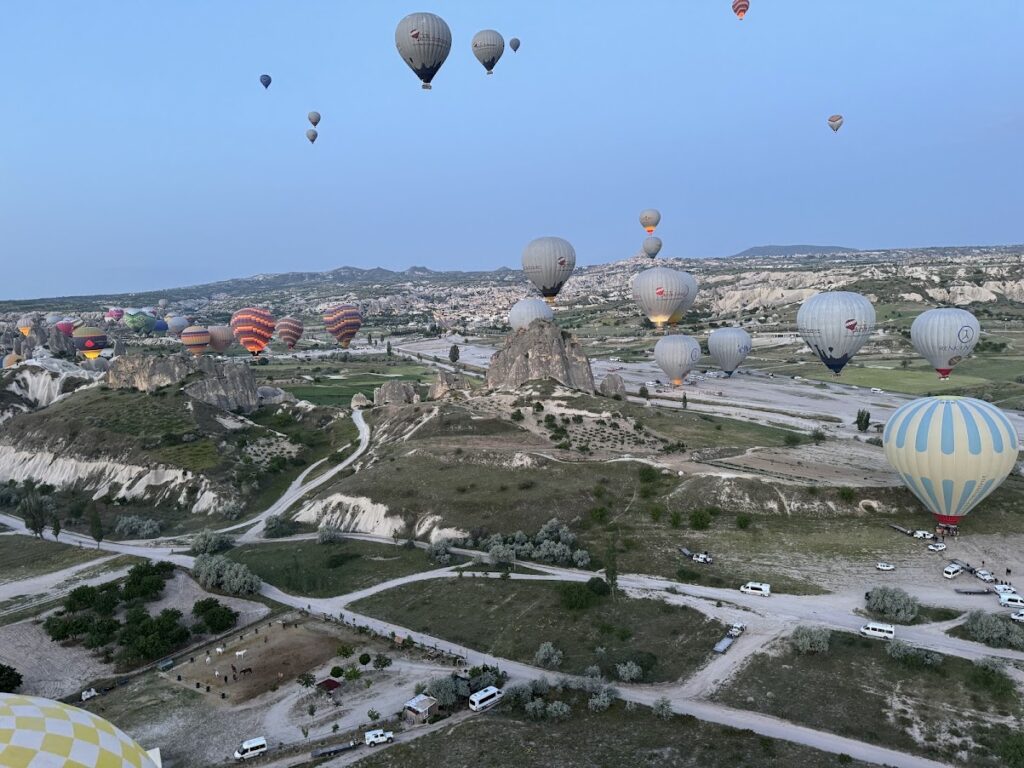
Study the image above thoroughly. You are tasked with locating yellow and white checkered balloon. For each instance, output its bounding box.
[0,694,157,768]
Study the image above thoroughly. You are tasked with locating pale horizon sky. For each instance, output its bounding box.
[1,1,1022,299]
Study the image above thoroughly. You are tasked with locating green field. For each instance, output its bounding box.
[713,631,1022,766]
[227,538,447,598]
[352,577,724,683]
[0,535,106,584]
[358,697,872,768]
[268,359,437,406]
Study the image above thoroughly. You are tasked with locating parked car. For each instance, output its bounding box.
[469,686,504,712]
[876,562,895,571]
[975,570,996,583]
[999,593,1024,608]
[80,688,98,702]
[727,623,746,638]
[860,622,895,640]
[927,542,947,552]
[870,387,884,394]
[912,530,935,540]
[692,552,713,564]
[943,564,963,579]
[740,582,771,597]
[234,737,268,761]
[1009,610,1024,624]
[992,584,1017,595]
[364,730,394,747]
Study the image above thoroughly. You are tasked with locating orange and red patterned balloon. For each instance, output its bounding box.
[276,316,304,350]
[732,0,749,20]
[181,326,211,356]
[323,305,362,349]
[230,307,275,356]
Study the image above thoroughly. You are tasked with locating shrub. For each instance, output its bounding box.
[784,433,801,447]
[836,487,856,503]
[811,428,826,444]
[998,733,1024,768]
[317,526,345,544]
[586,577,611,597]
[560,583,599,611]
[191,598,238,633]
[588,687,613,712]
[511,410,524,422]
[372,654,392,671]
[572,549,591,568]
[189,529,234,555]
[427,539,453,566]
[886,640,942,668]
[789,625,831,654]
[968,657,1015,699]
[504,683,534,711]
[192,555,261,595]
[961,610,1024,650]
[330,665,344,678]
[689,509,712,530]
[426,676,460,709]
[865,587,919,623]
[114,515,161,539]
[525,699,547,720]
[652,696,673,720]
[0,663,22,693]
[546,701,571,721]
[359,653,371,666]
[534,642,563,669]
[615,661,643,682]
[736,514,752,530]
[263,514,298,539]
[669,510,682,528]
[637,465,659,484]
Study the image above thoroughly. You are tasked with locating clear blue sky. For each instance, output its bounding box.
[1,1,1021,299]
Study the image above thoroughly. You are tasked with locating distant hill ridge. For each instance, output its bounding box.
[729,245,858,259]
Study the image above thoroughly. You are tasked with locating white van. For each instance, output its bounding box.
[468,686,504,712]
[859,622,895,641]
[999,594,1024,609]
[234,737,267,761]
[739,582,771,597]
[942,564,963,579]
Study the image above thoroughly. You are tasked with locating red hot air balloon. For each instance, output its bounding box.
[55,319,76,337]
[104,308,124,323]
[323,305,362,349]
[276,316,304,350]
[732,0,749,19]
[230,308,275,356]
[180,326,212,356]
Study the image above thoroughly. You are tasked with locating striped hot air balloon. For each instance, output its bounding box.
[732,0,750,20]
[276,316,304,349]
[72,326,108,360]
[2,353,23,369]
[207,325,234,353]
[230,308,275,356]
[16,315,35,337]
[323,305,362,349]
[180,326,211,356]
[884,397,1019,527]
[55,319,76,337]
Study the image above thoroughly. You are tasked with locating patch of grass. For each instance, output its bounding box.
[357,696,873,768]
[714,630,1021,766]
[352,578,724,682]
[674,564,826,596]
[0,535,106,584]
[226,539,449,598]
[149,439,220,471]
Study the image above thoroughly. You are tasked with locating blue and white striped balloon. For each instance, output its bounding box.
[884,396,1019,525]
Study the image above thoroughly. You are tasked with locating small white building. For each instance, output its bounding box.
[403,694,439,725]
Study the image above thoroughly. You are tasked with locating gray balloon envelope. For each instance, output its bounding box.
[642,236,662,259]
[471,29,505,74]
[522,237,576,304]
[509,298,554,331]
[260,74,271,89]
[633,267,696,327]
[654,335,701,386]
[510,37,520,52]
[308,111,321,127]
[708,327,752,376]
[306,129,318,144]
[797,291,875,375]
[395,12,452,89]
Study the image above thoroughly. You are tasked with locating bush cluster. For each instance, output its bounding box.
[462,519,591,569]
[961,611,1024,650]
[789,625,831,655]
[189,529,235,555]
[865,587,919,623]
[192,554,261,595]
[113,515,160,539]
[192,597,239,634]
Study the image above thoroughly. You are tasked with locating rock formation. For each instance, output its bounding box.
[599,373,626,398]
[350,393,371,409]
[256,386,296,406]
[486,320,594,393]
[373,381,420,406]
[427,371,470,400]
[108,353,260,413]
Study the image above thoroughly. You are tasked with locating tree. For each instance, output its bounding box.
[866,587,919,623]
[652,697,674,720]
[682,393,688,410]
[533,641,563,669]
[189,529,234,555]
[18,490,46,538]
[427,675,460,709]
[367,708,380,722]
[448,344,460,364]
[638,385,649,399]
[50,514,62,542]
[0,663,23,693]
[689,508,712,530]
[546,701,571,721]
[89,505,104,548]
[616,661,643,682]
[359,653,372,666]
[604,539,618,597]
[386,341,393,357]
[856,409,871,432]
[192,598,239,633]
[297,672,315,688]
[372,654,393,671]
[790,625,831,654]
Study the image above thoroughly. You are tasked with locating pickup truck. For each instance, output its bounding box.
[364,730,394,747]
[679,547,713,564]
[713,623,746,654]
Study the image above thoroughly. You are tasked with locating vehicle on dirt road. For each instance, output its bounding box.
[469,686,504,712]
[943,564,963,579]
[1010,610,1024,624]
[364,730,394,746]
[234,737,268,761]
[992,584,1017,596]
[740,582,771,597]
[876,562,895,571]
[927,542,947,552]
[860,622,896,641]
[975,570,996,583]
[913,530,935,540]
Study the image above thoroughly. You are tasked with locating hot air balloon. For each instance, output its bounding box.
[276,316,305,349]
[642,237,663,260]
[509,298,554,331]
[2,353,23,369]
[522,237,576,305]
[166,315,189,338]
[157,298,168,309]
[260,74,272,89]
[884,397,1019,527]
[510,37,520,52]
[323,305,362,348]
[230,308,275,356]
[633,267,696,327]
[395,12,452,89]
[55,319,76,337]
[72,326,108,360]
[16,315,34,337]
[471,29,505,74]
[732,0,749,19]
[104,308,125,323]
[654,335,702,386]
[828,114,844,132]
[308,111,321,127]
[708,327,752,376]
[125,312,157,335]
[153,318,169,334]
[208,325,235,353]
[910,308,980,380]
[44,313,62,325]
[666,271,700,326]
[306,129,318,144]
[797,291,875,375]
[180,326,211,356]
[639,209,661,234]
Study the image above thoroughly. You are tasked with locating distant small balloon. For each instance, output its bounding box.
[828,114,844,132]
[639,209,661,235]
[471,30,505,74]
[732,0,750,20]
[260,74,272,89]
[306,129,318,144]
[308,111,321,127]
[510,37,520,52]
[642,237,662,260]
